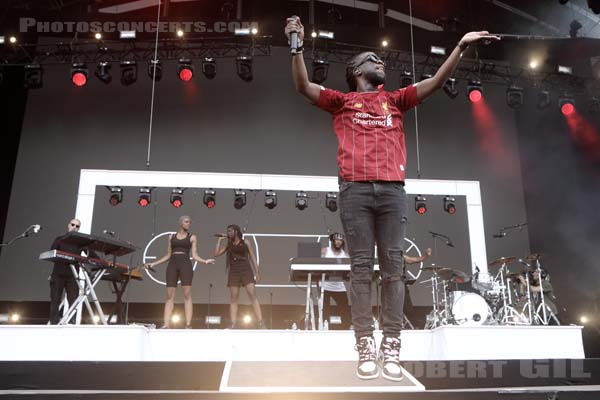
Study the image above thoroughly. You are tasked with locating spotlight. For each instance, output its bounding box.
[205,315,222,325]
[9,36,17,44]
[467,80,483,103]
[119,30,136,39]
[381,39,389,47]
[138,187,152,207]
[171,314,181,324]
[202,57,216,79]
[506,85,524,109]
[311,31,317,38]
[0,36,4,44]
[443,196,456,214]
[588,97,600,114]
[108,186,123,206]
[265,191,277,209]
[242,314,252,324]
[170,188,184,208]
[203,189,216,208]
[312,59,329,84]
[176,29,184,38]
[557,65,573,75]
[443,78,459,99]
[71,63,88,87]
[295,192,308,210]
[24,64,43,89]
[580,315,589,324]
[529,60,539,69]
[325,192,338,212]
[236,56,253,82]
[120,60,137,86]
[559,96,575,116]
[317,30,334,39]
[178,58,194,81]
[399,70,413,89]
[234,28,251,36]
[251,27,258,35]
[94,32,102,40]
[430,45,446,56]
[415,195,427,215]
[92,315,100,323]
[95,61,112,84]
[10,313,20,323]
[233,189,247,209]
[147,59,162,81]
[537,90,551,109]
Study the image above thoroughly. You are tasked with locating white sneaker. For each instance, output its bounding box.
[354,336,379,379]
[379,336,404,381]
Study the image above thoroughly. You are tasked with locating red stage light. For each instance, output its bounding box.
[469,89,482,103]
[417,205,427,215]
[561,102,574,116]
[138,197,150,207]
[179,68,193,82]
[172,198,183,208]
[72,72,87,87]
[207,200,215,209]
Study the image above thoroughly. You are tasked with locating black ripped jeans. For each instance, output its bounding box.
[339,180,407,341]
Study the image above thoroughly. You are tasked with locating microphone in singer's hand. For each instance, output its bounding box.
[214,233,227,238]
[289,15,299,55]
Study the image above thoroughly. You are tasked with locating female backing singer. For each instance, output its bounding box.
[214,224,265,329]
[145,216,215,328]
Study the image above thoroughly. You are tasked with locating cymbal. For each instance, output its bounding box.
[437,268,472,283]
[525,253,544,261]
[488,257,516,267]
[423,265,451,271]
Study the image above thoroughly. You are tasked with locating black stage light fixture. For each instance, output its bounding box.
[415,195,427,215]
[443,196,456,214]
[537,90,551,110]
[399,70,413,88]
[170,188,184,208]
[178,58,194,82]
[147,59,162,81]
[203,189,216,208]
[312,59,329,84]
[120,60,137,86]
[325,192,338,212]
[24,64,43,89]
[95,61,112,84]
[108,186,123,206]
[506,85,524,109]
[233,189,247,209]
[295,192,308,211]
[138,187,152,207]
[467,80,483,103]
[71,63,88,87]
[559,95,575,116]
[236,56,253,82]
[420,72,433,81]
[202,57,216,79]
[264,191,277,209]
[443,77,459,99]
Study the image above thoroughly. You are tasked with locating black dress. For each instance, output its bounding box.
[227,240,255,287]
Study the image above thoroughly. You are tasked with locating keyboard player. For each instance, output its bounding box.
[48,218,97,324]
[321,232,351,329]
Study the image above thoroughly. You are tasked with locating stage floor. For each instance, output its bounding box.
[0,324,585,361]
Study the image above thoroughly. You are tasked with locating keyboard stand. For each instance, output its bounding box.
[58,263,107,325]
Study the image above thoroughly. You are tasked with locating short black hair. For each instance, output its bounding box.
[345,53,363,92]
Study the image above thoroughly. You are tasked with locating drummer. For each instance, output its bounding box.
[516,268,559,320]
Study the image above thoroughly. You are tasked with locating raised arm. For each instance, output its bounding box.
[145,237,172,269]
[285,17,321,104]
[191,235,215,265]
[214,236,228,258]
[415,31,500,102]
[404,248,432,265]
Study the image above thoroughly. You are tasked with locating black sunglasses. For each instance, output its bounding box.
[70,223,80,228]
[355,54,385,69]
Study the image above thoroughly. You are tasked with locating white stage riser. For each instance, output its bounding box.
[0,325,584,362]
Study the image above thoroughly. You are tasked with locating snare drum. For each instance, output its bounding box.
[451,292,490,326]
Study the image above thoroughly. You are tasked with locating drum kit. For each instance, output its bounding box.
[422,253,559,329]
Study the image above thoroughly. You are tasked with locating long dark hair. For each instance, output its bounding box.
[227,224,243,243]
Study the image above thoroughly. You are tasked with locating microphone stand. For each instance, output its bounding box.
[0,226,40,247]
[206,283,213,329]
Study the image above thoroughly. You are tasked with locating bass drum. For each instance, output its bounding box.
[451,292,490,326]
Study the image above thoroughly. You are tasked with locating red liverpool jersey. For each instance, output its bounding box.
[316,85,420,182]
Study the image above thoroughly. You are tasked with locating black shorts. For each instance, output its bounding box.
[227,262,255,287]
[166,254,193,287]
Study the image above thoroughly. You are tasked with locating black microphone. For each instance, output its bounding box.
[493,232,507,238]
[289,15,299,55]
[103,229,116,236]
[214,233,226,238]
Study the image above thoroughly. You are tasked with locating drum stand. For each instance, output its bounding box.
[531,260,560,326]
[423,270,444,329]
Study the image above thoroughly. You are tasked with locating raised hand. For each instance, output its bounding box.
[459,31,500,46]
[284,16,304,43]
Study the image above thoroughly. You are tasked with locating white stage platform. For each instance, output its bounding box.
[0,325,585,361]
